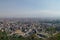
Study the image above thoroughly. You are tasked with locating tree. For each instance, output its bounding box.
[46,27,56,37]
[0,30,9,40]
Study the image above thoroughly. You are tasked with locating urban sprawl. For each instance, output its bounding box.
[0,18,60,39]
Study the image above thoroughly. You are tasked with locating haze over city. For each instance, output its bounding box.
[0,0,60,40]
[0,0,60,18]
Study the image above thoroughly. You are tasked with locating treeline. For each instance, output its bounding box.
[0,30,60,40]
[0,30,43,40]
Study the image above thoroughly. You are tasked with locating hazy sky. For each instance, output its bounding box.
[0,0,60,18]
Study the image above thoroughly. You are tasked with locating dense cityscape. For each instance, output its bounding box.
[1,0,60,40]
[0,18,60,40]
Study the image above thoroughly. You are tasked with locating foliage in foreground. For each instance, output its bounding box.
[0,30,60,40]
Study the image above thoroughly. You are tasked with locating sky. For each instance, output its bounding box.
[0,0,60,18]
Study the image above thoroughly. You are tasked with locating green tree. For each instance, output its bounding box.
[46,27,56,37]
[0,30,9,40]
